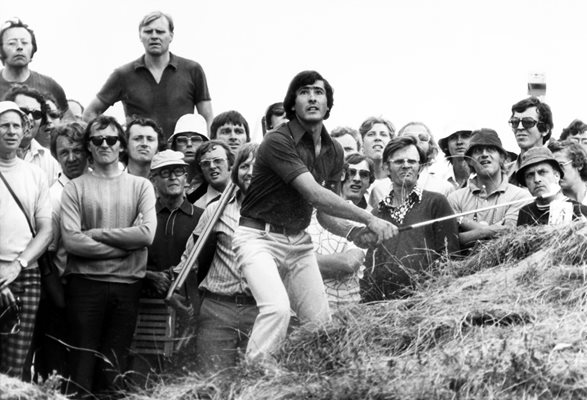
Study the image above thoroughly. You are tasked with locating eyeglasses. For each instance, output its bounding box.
[509,117,538,130]
[199,157,227,169]
[347,168,370,179]
[20,108,43,121]
[157,166,187,179]
[569,136,587,145]
[558,160,573,168]
[90,136,119,146]
[175,135,203,146]
[388,158,420,167]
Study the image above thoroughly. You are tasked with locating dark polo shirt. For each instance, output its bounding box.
[147,198,203,271]
[96,53,211,140]
[241,118,344,232]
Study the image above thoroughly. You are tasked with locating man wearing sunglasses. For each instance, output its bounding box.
[0,101,52,379]
[508,96,553,186]
[4,84,60,186]
[83,11,213,141]
[189,140,234,209]
[0,18,70,118]
[60,115,156,397]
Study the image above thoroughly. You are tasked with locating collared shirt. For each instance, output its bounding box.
[241,118,344,231]
[48,172,70,275]
[447,174,532,227]
[96,53,211,139]
[180,190,249,296]
[193,184,222,210]
[23,139,61,186]
[378,185,423,224]
[148,198,202,271]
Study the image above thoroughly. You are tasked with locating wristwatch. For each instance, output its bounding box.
[16,257,28,269]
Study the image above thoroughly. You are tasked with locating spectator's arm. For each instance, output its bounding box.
[196,100,214,132]
[317,248,364,280]
[82,97,108,122]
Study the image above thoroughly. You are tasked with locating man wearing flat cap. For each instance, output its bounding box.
[448,129,531,249]
[516,147,587,226]
[146,150,202,297]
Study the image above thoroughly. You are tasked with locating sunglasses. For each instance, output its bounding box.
[20,108,43,121]
[158,166,187,179]
[90,136,119,146]
[347,168,370,179]
[509,117,538,130]
[175,135,203,146]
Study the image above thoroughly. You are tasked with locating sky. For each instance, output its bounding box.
[3,0,587,151]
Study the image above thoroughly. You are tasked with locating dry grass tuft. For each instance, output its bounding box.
[8,222,587,399]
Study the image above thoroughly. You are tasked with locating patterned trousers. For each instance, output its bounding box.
[0,267,41,379]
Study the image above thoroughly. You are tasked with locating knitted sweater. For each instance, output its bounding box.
[60,172,156,283]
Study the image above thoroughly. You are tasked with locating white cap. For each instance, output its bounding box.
[150,150,188,171]
[0,101,25,118]
[169,114,209,144]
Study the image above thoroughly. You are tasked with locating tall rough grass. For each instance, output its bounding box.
[6,222,587,399]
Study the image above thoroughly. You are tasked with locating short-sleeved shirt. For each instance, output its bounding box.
[0,70,69,112]
[96,53,211,139]
[448,174,532,227]
[240,118,345,232]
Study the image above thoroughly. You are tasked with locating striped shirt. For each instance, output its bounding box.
[180,190,250,295]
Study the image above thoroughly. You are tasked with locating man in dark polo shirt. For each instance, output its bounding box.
[233,70,397,364]
[83,11,213,140]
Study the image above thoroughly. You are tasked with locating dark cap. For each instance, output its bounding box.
[515,147,564,187]
[464,128,508,159]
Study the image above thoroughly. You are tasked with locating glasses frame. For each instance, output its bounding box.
[347,167,371,179]
[20,108,44,121]
[157,166,187,179]
[199,157,227,170]
[175,135,203,146]
[89,136,119,147]
[509,117,538,130]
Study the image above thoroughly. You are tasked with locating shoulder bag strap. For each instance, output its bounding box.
[0,169,35,236]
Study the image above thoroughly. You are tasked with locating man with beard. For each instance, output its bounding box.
[448,129,531,249]
[361,136,459,301]
[83,11,213,139]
